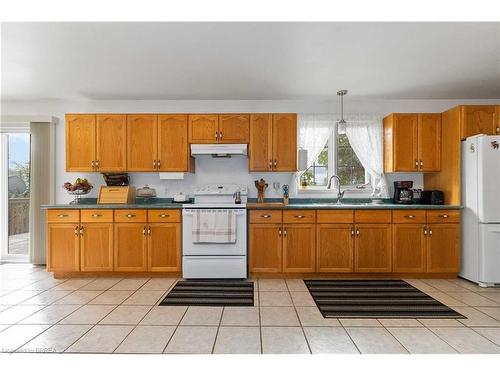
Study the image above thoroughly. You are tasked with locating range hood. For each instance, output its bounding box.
[190,144,248,157]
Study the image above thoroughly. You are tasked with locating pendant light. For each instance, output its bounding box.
[337,89,348,133]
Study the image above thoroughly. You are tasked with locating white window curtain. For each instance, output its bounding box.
[298,114,336,172]
[339,115,389,197]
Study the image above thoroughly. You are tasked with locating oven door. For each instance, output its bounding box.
[182,208,247,256]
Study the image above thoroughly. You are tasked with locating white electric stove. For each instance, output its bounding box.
[182,184,248,279]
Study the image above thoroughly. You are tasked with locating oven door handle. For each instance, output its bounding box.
[183,210,247,216]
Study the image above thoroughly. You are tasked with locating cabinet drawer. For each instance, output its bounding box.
[392,210,426,223]
[249,210,282,223]
[316,210,354,223]
[426,210,460,223]
[283,210,315,223]
[354,210,392,223]
[81,209,113,222]
[114,209,147,222]
[148,209,181,223]
[47,209,80,223]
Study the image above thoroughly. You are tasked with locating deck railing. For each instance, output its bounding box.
[8,197,29,235]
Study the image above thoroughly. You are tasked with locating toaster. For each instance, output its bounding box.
[421,190,444,205]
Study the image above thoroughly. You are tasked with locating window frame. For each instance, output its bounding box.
[297,124,372,195]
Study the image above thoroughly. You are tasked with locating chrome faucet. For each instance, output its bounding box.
[327,175,345,204]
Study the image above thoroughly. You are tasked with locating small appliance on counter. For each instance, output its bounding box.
[173,192,190,203]
[136,184,156,199]
[412,188,423,204]
[393,181,414,204]
[420,190,444,205]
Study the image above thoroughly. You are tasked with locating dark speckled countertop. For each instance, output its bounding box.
[41,197,462,210]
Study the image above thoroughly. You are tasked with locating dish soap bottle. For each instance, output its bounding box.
[282,184,289,205]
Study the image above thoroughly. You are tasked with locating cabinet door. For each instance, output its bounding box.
[427,224,460,273]
[393,114,418,171]
[127,114,157,171]
[316,224,354,272]
[354,224,392,272]
[80,223,113,271]
[96,114,127,172]
[272,114,297,171]
[249,224,282,273]
[219,114,250,143]
[65,114,95,172]
[148,223,181,272]
[460,106,497,139]
[283,224,315,273]
[47,223,80,272]
[496,106,500,135]
[114,223,148,271]
[158,114,190,172]
[418,114,441,172]
[392,224,426,273]
[188,114,218,143]
[249,114,273,171]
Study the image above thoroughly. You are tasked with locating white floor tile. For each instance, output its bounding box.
[387,327,457,354]
[260,306,300,326]
[0,290,40,305]
[99,305,151,325]
[139,278,176,291]
[213,326,261,354]
[59,305,116,324]
[340,319,382,327]
[259,291,293,307]
[446,292,500,307]
[79,278,121,291]
[473,328,500,346]
[258,279,287,292]
[453,306,500,327]
[18,324,91,353]
[115,325,175,353]
[66,325,133,353]
[20,289,72,305]
[53,290,103,304]
[221,307,260,326]
[304,327,359,354]
[20,304,81,324]
[285,279,308,292]
[0,324,50,353]
[164,326,218,354]
[109,278,149,291]
[296,306,341,327]
[140,306,187,325]
[0,305,45,324]
[345,327,408,354]
[122,290,166,305]
[261,327,310,354]
[378,319,423,327]
[430,327,500,354]
[180,306,223,326]
[290,291,316,307]
[88,290,134,305]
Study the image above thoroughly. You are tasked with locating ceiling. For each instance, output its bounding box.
[1,22,499,101]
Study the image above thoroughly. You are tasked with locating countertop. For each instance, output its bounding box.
[41,197,462,210]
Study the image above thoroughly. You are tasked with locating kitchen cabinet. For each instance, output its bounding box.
[249,223,283,273]
[96,114,127,172]
[460,105,498,139]
[188,114,219,143]
[80,223,114,271]
[383,113,441,172]
[426,223,460,273]
[282,224,316,272]
[392,224,426,273]
[219,114,250,143]
[249,114,297,172]
[114,223,148,272]
[65,114,96,172]
[148,223,181,272]
[354,224,392,272]
[47,223,80,273]
[157,114,193,172]
[127,114,158,171]
[316,224,354,272]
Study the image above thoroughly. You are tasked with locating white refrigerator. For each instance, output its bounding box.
[460,134,500,287]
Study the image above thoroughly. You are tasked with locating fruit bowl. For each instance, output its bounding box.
[63,178,93,204]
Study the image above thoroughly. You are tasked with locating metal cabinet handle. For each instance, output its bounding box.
[283,227,287,237]
[261,214,271,218]
[215,131,218,141]
[220,131,223,141]
[91,160,95,168]
[74,226,79,235]
[126,214,136,218]
[497,127,500,134]
[356,228,360,236]
[91,214,102,218]
[95,160,99,169]
[278,228,282,237]
[143,226,146,235]
[439,214,449,218]
[269,160,272,169]
[157,160,161,168]
[415,160,418,168]
[424,227,428,236]
[294,215,306,219]
[274,159,277,168]
[79,226,84,235]
[148,226,151,235]
[420,160,423,168]
[159,214,170,218]
[351,227,355,237]
[153,160,157,169]
[57,214,68,218]
[404,215,415,219]
[429,228,433,236]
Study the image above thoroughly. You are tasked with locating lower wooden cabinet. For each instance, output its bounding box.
[354,224,392,273]
[148,223,181,272]
[283,224,315,272]
[249,224,283,273]
[114,223,148,272]
[80,223,114,272]
[392,224,426,273]
[316,224,354,272]
[47,223,80,272]
[427,224,460,273]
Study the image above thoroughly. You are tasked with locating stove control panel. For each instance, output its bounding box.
[193,184,248,196]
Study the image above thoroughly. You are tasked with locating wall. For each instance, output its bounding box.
[2,98,498,203]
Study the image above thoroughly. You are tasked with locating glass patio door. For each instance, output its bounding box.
[1,132,31,262]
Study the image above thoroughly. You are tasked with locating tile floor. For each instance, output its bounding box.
[1,264,500,354]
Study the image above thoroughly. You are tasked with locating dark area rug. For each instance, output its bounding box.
[304,279,465,319]
[159,280,254,306]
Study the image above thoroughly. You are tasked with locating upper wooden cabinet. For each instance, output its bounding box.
[65,114,96,172]
[383,113,441,173]
[96,114,127,172]
[459,105,498,139]
[127,114,158,171]
[219,115,250,143]
[158,114,192,172]
[188,114,250,144]
[249,113,297,172]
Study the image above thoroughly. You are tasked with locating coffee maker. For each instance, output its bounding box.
[393,181,414,204]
